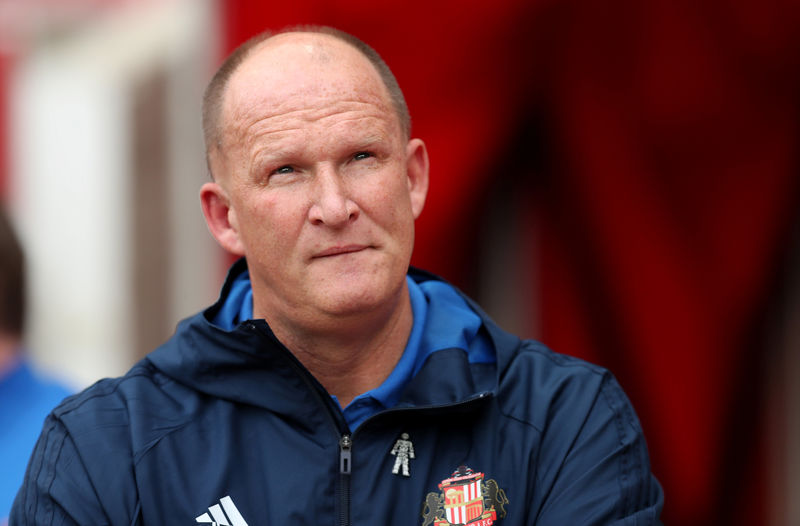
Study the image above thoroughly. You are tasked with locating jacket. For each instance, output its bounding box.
[11,262,663,525]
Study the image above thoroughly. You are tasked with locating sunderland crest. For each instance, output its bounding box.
[421,466,508,526]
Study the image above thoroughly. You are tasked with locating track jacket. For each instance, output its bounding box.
[11,261,663,525]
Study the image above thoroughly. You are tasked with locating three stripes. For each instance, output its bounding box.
[195,495,249,526]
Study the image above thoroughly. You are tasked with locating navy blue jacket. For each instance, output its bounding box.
[11,264,663,525]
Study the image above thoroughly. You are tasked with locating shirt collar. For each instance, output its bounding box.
[212,270,494,430]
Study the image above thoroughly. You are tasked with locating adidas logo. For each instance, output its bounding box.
[195,495,249,526]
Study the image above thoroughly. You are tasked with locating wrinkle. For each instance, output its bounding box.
[236,95,384,125]
[226,104,393,165]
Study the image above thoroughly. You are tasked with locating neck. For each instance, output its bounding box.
[266,287,414,408]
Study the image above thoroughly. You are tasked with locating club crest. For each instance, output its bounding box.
[421,466,508,526]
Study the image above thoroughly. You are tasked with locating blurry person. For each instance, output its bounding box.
[0,203,72,524]
[11,27,662,525]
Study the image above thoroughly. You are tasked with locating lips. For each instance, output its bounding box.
[313,244,369,258]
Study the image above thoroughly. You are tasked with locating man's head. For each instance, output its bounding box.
[202,26,411,179]
[199,28,429,335]
[0,203,25,339]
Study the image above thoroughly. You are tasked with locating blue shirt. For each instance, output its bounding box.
[0,358,73,522]
[212,271,494,429]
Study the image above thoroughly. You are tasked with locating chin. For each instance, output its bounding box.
[322,285,387,314]
[316,271,405,316]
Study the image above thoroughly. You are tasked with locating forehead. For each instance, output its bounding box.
[221,33,398,142]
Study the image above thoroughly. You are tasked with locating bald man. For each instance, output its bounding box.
[11,28,663,526]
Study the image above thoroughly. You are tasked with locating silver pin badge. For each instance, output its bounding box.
[390,432,415,477]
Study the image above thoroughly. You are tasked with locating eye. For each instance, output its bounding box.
[353,151,373,161]
[273,165,294,175]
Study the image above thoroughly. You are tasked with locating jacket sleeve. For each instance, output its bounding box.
[10,414,111,526]
[533,372,664,525]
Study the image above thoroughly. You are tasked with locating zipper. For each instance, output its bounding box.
[248,322,354,524]
[339,434,352,526]
[339,434,352,474]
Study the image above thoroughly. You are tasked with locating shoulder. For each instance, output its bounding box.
[494,340,663,522]
[11,364,164,525]
[495,339,619,430]
[53,359,159,420]
[411,269,631,435]
[51,358,200,462]
[12,359,201,523]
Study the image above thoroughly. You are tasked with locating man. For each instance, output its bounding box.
[11,27,663,525]
[0,204,72,525]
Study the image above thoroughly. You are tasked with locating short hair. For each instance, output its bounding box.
[0,203,25,337]
[202,26,411,178]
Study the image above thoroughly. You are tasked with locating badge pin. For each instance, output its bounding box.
[390,432,415,477]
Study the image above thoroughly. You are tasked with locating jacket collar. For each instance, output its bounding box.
[146,260,516,427]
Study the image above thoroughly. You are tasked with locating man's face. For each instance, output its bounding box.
[203,33,428,332]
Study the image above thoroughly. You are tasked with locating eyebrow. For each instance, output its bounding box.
[250,146,298,174]
[352,134,387,148]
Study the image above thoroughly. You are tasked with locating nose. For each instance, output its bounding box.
[307,166,359,227]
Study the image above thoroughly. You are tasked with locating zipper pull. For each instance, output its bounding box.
[339,434,352,474]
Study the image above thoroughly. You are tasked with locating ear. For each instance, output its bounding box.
[200,182,246,256]
[405,138,429,219]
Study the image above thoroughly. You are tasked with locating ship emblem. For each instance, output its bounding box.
[421,466,508,526]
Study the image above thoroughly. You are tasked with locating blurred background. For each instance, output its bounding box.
[0,0,798,524]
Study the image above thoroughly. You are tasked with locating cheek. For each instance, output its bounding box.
[360,193,416,251]
[375,178,414,224]
[358,168,412,209]
[236,195,300,252]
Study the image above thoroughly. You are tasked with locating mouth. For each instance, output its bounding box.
[312,244,370,259]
